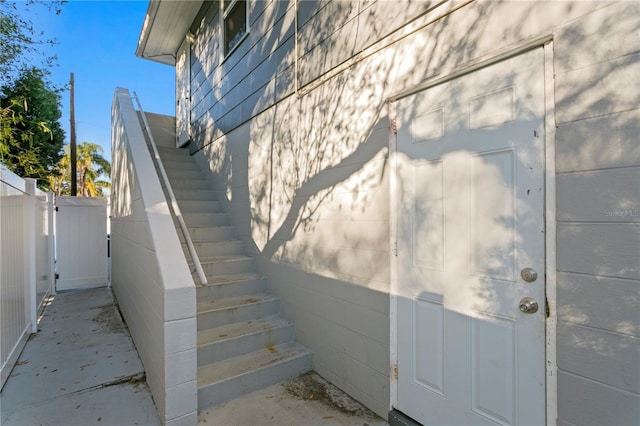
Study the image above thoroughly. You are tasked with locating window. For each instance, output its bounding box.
[223,0,247,57]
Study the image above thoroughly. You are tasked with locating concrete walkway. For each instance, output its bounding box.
[0,287,388,426]
[0,287,160,426]
[199,372,388,426]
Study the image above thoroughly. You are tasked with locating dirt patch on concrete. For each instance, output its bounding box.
[283,372,379,422]
[92,305,126,334]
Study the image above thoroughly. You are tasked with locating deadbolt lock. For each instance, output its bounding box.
[519,297,539,314]
[520,268,538,283]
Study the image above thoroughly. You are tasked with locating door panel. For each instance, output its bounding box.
[395,49,545,425]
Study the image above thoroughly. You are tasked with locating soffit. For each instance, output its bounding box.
[136,0,204,66]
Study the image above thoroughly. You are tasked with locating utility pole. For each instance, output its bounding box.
[70,72,77,196]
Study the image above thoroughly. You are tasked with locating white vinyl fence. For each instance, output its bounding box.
[55,196,108,292]
[0,165,54,390]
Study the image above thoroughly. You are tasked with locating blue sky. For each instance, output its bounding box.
[29,0,176,163]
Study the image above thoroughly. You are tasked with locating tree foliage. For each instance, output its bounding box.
[0,0,65,86]
[0,67,65,188]
[49,142,111,197]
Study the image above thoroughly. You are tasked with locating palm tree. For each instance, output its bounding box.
[49,142,110,197]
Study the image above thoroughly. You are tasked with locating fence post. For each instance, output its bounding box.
[24,178,38,333]
[48,192,56,295]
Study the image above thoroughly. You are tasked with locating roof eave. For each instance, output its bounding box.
[136,0,204,66]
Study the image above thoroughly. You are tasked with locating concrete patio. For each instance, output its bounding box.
[0,287,387,426]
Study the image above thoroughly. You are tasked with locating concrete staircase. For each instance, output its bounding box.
[156,145,312,410]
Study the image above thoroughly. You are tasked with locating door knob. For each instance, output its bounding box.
[519,297,539,314]
[521,268,538,283]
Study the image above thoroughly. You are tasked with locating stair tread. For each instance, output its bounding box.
[181,225,233,230]
[200,272,263,284]
[197,342,311,387]
[197,316,292,346]
[197,293,278,313]
[169,178,208,184]
[175,189,216,196]
[183,212,226,217]
[178,225,233,230]
[162,158,195,164]
[182,240,243,247]
[192,254,253,264]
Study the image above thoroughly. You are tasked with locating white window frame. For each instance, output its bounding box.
[221,0,249,59]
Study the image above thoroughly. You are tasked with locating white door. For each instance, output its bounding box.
[176,39,191,147]
[55,196,107,291]
[395,49,546,425]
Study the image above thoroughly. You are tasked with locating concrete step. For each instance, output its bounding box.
[184,240,244,258]
[174,189,217,201]
[196,273,266,299]
[157,146,190,157]
[194,255,255,277]
[156,143,315,415]
[170,178,210,190]
[197,342,312,409]
[179,226,236,243]
[161,157,196,169]
[197,316,295,366]
[177,199,221,213]
[166,170,205,181]
[183,212,229,227]
[197,294,280,330]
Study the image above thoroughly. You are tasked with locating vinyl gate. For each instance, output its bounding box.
[55,196,108,292]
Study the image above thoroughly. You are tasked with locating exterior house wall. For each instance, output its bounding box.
[181,1,639,421]
[111,88,198,425]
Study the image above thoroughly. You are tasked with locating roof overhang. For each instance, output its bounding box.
[136,0,204,66]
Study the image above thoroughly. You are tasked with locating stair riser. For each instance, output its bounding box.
[198,258,255,276]
[161,160,196,170]
[185,241,244,258]
[175,190,217,201]
[170,180,210,190]
[179,227,235,243]
[197,299,280,330]
[197,352,312,408]
[196,278,266,299]
[157,147,190,157]
[198,324,295,366]
[165,170,204,180]
[183,213,229,227]
[178,200,221,213]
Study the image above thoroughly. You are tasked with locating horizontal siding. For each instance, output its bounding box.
[192,1,294,113]
[553,4,640,424]
[191,1,295,151]
[558,371,640,426]
[557,272,640,338]
[557,223,640,280]
[554,0,640,74]
[555,52,640,125]
[180,0,640,421]
[556,108,640,173]
[297,0,433,86]
[557,322,640,394]
[297,1,363,55]
[557,167,640,223]
[296,0,326,27]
